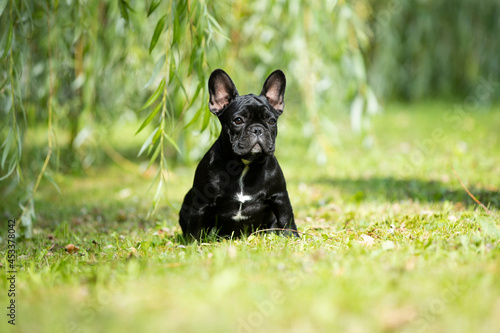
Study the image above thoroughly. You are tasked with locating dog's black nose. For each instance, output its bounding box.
[253,127,263,136]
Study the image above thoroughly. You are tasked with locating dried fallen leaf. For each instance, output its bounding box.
[227,245,237,259]
[127,247,138,259]
[360,234,375,246]
[65,244,80,254]
[153,229,167,238]
[381,306,417,330]
[405,257,417,271]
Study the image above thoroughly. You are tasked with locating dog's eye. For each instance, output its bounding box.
[233,117,244,125]
[268,118,276,125]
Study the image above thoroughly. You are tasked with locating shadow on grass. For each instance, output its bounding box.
[312,177,500,207]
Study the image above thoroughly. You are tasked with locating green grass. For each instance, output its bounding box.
[1,101,500,332]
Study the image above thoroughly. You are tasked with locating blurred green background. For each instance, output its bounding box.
[1,2,500,333]
[1,0,499,233]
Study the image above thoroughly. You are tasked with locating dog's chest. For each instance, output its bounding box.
[216,164,269,222]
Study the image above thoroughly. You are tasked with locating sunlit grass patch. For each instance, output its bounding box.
[1,102,499,332]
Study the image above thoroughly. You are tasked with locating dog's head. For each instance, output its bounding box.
[208,69,286,162]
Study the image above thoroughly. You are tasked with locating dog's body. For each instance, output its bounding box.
[179,69,298,239]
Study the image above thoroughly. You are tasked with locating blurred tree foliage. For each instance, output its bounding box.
[1,0,373,235]
[368,0,500,101]
[1,0,498,236]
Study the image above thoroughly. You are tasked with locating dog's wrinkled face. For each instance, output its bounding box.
[208,69,286,162]
[220,94,278,160]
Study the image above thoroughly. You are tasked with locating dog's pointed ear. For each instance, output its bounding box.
[208,69,239,115]
[260,70,286,114]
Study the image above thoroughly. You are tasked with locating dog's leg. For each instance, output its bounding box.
[269,192,299,237]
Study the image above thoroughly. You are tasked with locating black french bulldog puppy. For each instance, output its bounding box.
[179,69,299,240]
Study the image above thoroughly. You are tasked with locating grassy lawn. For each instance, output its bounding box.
[1,101,499,332]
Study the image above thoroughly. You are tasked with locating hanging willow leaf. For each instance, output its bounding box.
[138,127,159,157]
[139,77,165,111]
[0,0,8,17]
[118,0,129,21]
[201,107,211,132]
[168,50,176,84]
[122,0,134,12]
[184,108,202,130]
[0,161,16,181]
[189,82,203,109]
[149,14,168,54]
[148,142,161,168]
[152,124,162,144]
[44,172,61,194]
[1,129,13,169]
[144,54,166,88]
[147,0,162,17]
[0,76,7,90]
[2,23,13,58]
[164,132,181,155]
[136,101,163,135]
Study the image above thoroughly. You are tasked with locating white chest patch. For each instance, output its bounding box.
[236,193,252,203]
[232,212,248,221]
[232,164,251,222]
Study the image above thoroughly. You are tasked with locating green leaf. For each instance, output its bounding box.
[118,0,129,21]
[149,14,168,54]
[138,126,159,157]
[122,0,134,12]
[136,101,162,135]
[164,132,181,155]
[146,166,161,192]
[207,14,224,33]
[168,51,175,84]
[201,107,211,132]
[188,47,198,74]
[139,77,165,111]
[184,110,201,129]
[0,0,8,18]
[207,14,230,41]
[1,129,13,169]
[187,82,202,110]
[0,76,7,91]
[148,143,161,168]
[144,54,165,88]
[147,0,162,17]
[174,72,189,102]
[0,160,16,181]
[3,23,13,58]
[44,172,61,194]
[152,126,162,144]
